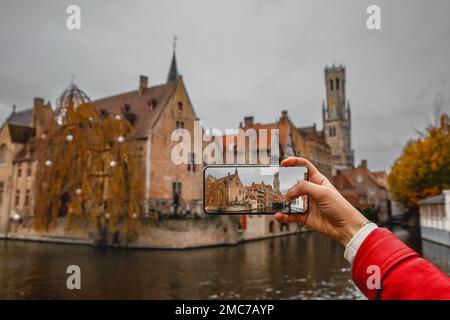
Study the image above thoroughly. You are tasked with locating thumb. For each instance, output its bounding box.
[286,180,326,202]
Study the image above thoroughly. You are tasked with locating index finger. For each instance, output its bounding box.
[281,157,326,185]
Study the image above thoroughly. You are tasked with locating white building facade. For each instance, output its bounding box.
[418,190,450,247]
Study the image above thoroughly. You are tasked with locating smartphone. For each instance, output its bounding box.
[203,165,309,214]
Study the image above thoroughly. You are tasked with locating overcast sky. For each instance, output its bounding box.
[1,0,449,171]
[206,166,307,193]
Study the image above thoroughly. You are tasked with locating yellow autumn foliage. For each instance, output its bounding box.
[33,100,144,235]
[388,119,450,209]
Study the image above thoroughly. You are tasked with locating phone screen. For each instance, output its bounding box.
[203,165,309,214]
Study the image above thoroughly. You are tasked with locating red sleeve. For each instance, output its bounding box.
[352,228,450,300]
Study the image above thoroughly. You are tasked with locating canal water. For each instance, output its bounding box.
[0,228,449,299]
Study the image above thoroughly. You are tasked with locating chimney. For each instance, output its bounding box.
[33,97,45,129]
[244,116,254,128]
[361,159,367,169]
[34,97,44,109]
[281,110,288,118]
[139,75,148,95]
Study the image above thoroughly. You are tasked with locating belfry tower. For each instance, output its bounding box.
[273,172,280,195]
[322,64,354,171]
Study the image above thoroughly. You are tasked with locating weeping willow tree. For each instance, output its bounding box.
[34,98,144,238]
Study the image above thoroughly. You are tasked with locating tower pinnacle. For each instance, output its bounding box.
[167,35,179,83]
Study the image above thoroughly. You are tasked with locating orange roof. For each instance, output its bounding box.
[222,120,294,154]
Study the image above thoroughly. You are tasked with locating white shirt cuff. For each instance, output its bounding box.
[344,222,378,265]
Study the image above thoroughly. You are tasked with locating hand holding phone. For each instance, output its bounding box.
[203,165,309,214]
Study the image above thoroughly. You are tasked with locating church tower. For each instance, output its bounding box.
[322,64,354,171]
[273,172,280,195]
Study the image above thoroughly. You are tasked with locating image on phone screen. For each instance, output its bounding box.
[203,165,309,214]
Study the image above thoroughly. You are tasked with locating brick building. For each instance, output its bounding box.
[0,99,53,235]
[333,159,391,223]
[92,52,203,215]
[225,110,333,179]
[246,182,273,208]
[0,48,204,237]
[215,169,246,205]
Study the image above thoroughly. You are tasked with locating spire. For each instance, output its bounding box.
[322,100,327,124]
[347,101,351,120]
[167,35,179,83]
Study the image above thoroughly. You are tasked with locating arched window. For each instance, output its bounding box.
[336,78,340,90]
[329,79,334,90]
[0,144,7,164]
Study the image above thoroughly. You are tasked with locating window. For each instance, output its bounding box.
[24,189,30,207]
[368,187,376,195]
[0,144,6,164]
[336,78,340,90]
[329,126,336,137]
[27,164,32,177]
[172,182,182,199]
[356,174,363,183]
[187,153,196,173]
[177,101,183,111]
[15,189,20,207]
[176,121,185,129]
[0,182,4,207]
[17,167,22,178]
[329,79,334,90]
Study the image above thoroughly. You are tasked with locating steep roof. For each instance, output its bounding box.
[167,51,179,83]
[217,171,242,187]
[8,124,35,144]
[92,78,179,138]
[365,170,386,189]
[7,109,33,127]
[372,171,388,188]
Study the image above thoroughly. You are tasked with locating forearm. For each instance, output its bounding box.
[350,228,450,300]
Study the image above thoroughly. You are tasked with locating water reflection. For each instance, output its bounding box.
[0,229,448,299]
